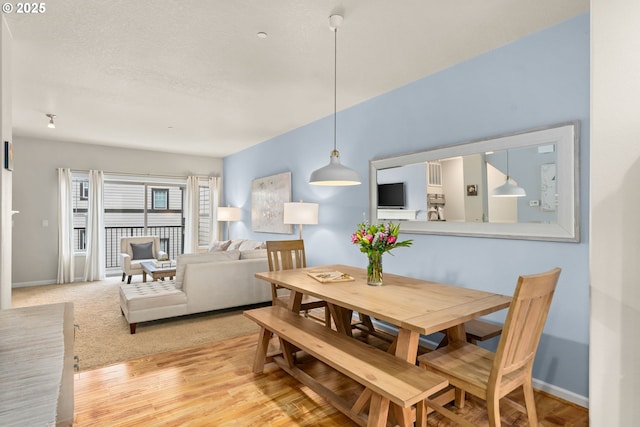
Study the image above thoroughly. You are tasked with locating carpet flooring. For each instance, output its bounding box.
[12,276,262,371]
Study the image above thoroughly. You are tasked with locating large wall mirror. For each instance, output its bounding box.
[369,121,580,242]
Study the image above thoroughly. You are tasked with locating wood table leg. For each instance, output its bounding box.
[287,290,303,313]
[392,328,420,427]
[327,303,353,337]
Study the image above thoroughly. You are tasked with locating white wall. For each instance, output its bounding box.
[590,0,640,424]
[0,16,12,309]
[11,137,222,286]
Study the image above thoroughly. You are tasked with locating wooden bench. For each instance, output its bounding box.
[244,305,448,427]
[464,318,503,343]
[437,319,503,349]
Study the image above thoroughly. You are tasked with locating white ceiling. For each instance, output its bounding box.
[5,0,589,158]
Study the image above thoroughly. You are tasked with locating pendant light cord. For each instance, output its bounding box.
[333,26,338,153]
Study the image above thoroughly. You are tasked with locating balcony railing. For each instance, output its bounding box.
[75,226,184,269]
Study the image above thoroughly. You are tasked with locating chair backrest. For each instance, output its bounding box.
[265,240,306,302]
[491,267,561,382]
[266,240,306,272]
[120,236,161,257]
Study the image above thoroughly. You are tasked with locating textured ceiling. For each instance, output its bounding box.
[4,0,589,157]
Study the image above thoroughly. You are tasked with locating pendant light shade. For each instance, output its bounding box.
[491,149,526,197]
[492,177,526,197]
[309,14,361,186]
[309,149,360,186]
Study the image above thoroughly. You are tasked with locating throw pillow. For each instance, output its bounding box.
[131,242,154,260]
[208,240,232,252]
[227,239,246,251]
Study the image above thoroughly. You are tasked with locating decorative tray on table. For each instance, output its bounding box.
[307,270,355,283]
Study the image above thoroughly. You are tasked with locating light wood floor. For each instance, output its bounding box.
[74,332,588,426]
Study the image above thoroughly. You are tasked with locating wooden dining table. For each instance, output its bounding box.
[254,264,512,426]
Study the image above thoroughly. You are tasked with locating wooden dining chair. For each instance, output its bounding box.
[417,267,561,427]
[265,240,330,326]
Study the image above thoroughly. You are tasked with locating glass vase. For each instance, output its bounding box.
[367,251,383,286]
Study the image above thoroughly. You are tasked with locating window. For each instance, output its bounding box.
[78,229,87,251]
[160,237,169,254]
[72,175,89,252]
[152,188,169,210]
[198,184,211,247]
[80,181,89,200]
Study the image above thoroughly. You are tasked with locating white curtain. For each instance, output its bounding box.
[183,176,200,254]
[83,170,105,281]
[209,177,221,243]
[57,168,74,284]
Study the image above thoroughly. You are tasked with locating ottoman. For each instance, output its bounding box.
[119,281,188,334]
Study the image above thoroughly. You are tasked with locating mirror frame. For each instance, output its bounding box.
[369,121,580,242]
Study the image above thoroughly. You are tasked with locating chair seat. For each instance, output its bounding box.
[419,341,533,406]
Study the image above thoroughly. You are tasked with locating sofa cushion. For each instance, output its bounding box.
[208,239,232,252]
[240,249,267,260]
[174,251,241,289]
[238,239,265,251]
[131,242,154,260]
[120,282,187,311]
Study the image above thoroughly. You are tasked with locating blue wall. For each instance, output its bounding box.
[224,14,590,399]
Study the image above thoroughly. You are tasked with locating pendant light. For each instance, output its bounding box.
[491,149,526,197]
[46,113,56,129]
[309,14,361,186]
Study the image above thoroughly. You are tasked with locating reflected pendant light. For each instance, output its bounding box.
[492,149,526,197]
[309,14,361,186]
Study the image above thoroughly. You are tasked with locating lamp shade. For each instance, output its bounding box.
[309,151,361,186]
[283,202,319,225]
[491,178,526,197]
[217,206,241,221]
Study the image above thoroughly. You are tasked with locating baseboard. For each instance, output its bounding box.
[368,316,589,409]
[531,378,589,408]
[12,279,58,288]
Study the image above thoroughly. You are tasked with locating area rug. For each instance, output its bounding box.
[12,277,261,371]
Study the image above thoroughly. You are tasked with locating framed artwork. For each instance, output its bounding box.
[466,184,478,196]
[251,171,292,233]
[4,141,13,171]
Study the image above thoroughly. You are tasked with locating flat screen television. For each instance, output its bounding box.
[377,182,405,209]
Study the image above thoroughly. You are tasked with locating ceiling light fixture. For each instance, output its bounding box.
[46,113,56,129]
[491,149,526,197]
[309,14,361,186]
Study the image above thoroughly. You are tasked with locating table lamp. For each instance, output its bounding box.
[217,206,241,240]
[283,200,319,239]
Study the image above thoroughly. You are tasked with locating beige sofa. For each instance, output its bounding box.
[119,248,270,333]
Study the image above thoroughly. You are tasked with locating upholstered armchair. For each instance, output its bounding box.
[119,236,167,284]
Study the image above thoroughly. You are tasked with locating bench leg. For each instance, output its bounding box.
[253,327,272,374]
[129,323,137,334]
[279,339,297,368]
[122,273,126,282]
[368,393,390,427]
[127,275,132,284]
[416,400,428,427]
